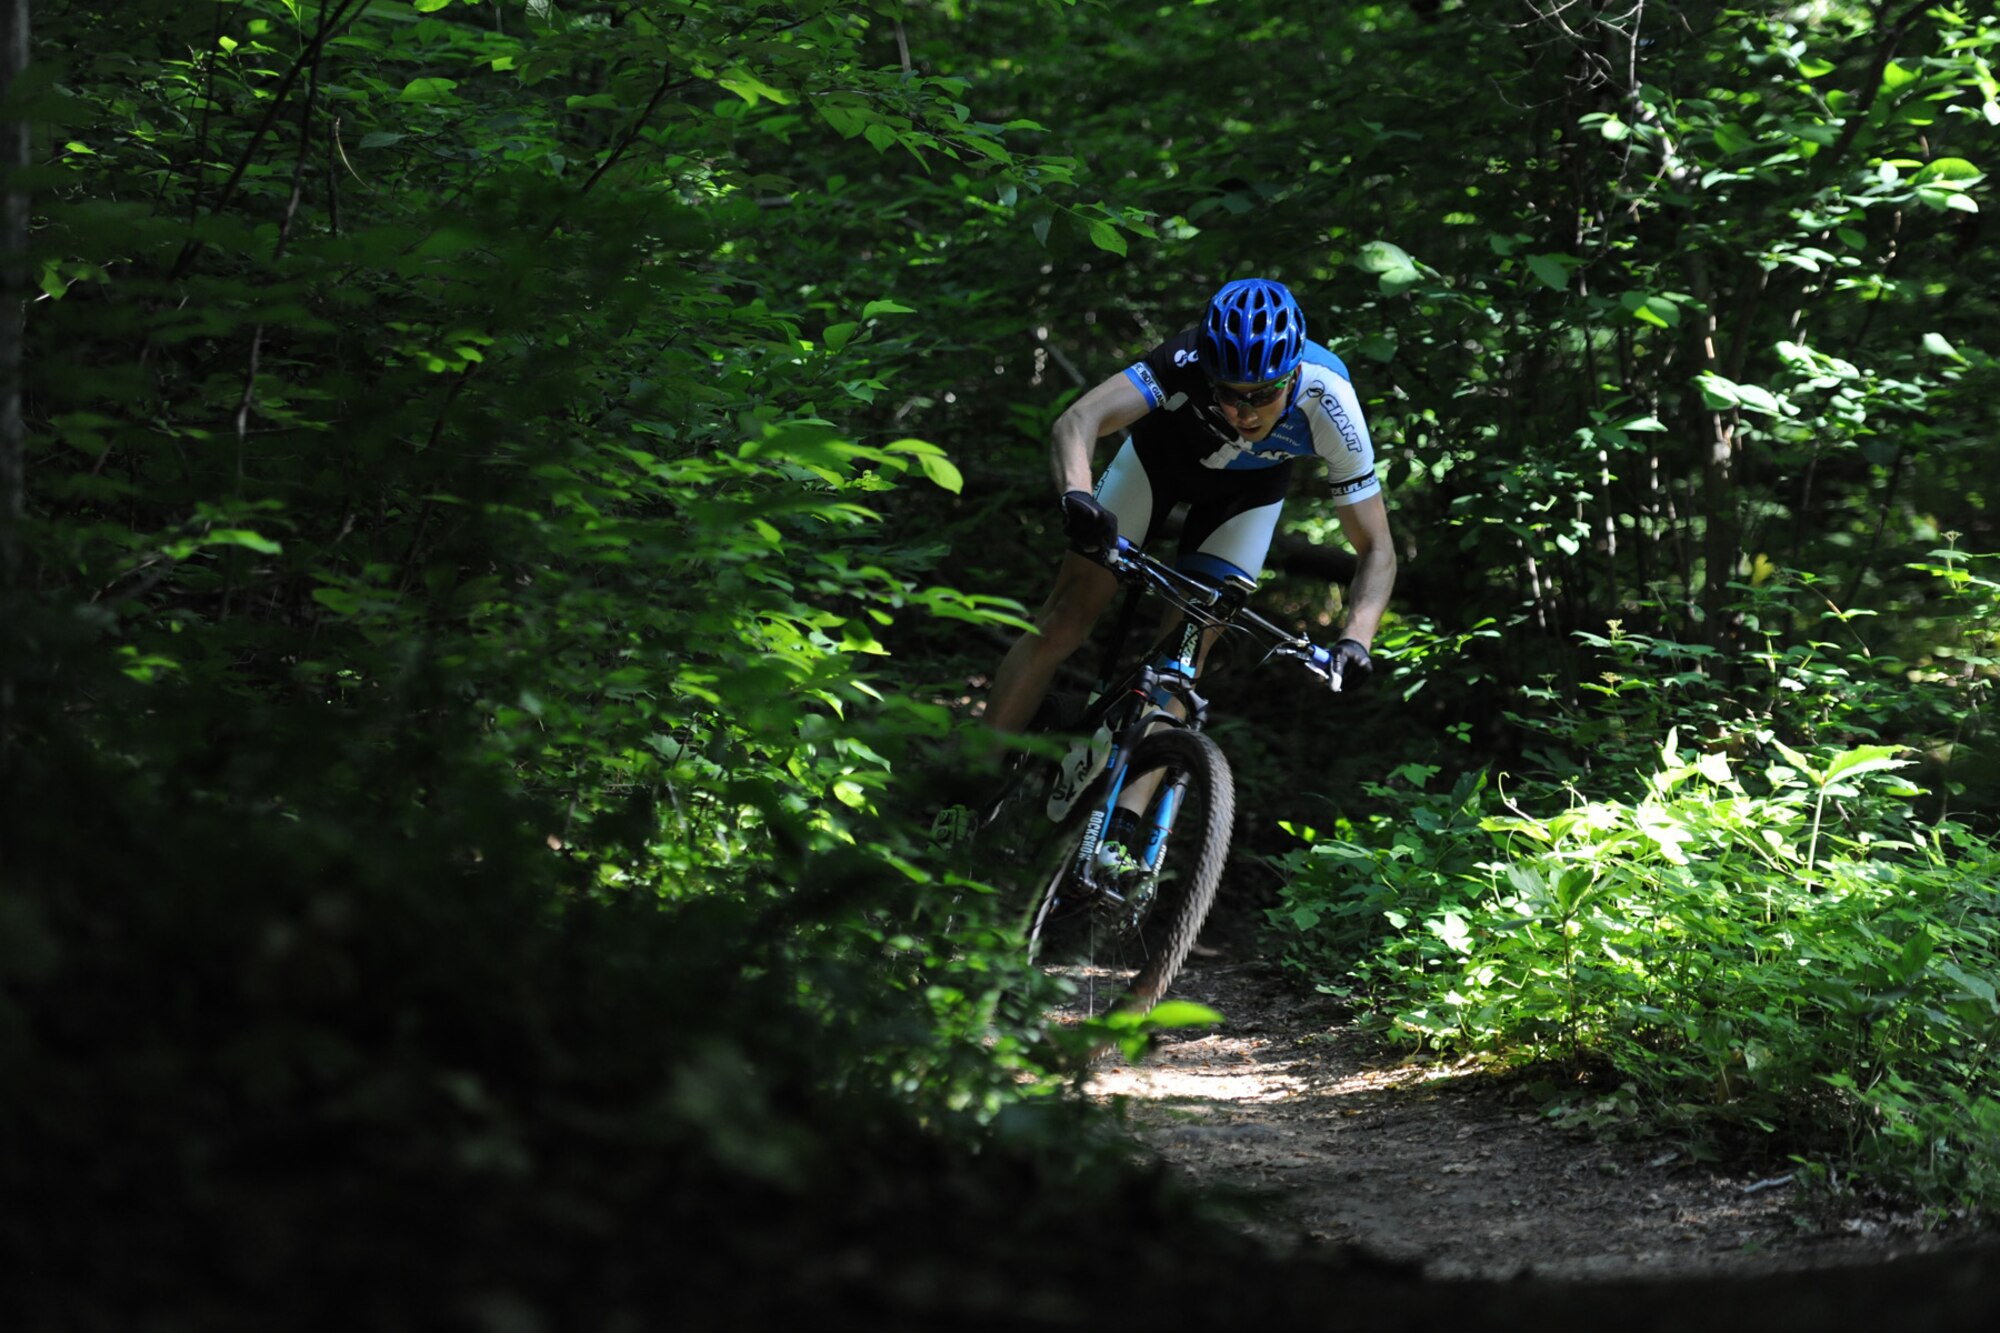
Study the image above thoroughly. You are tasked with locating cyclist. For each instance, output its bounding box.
[970,277,1397,852]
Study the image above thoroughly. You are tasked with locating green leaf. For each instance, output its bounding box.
[1914,157,1983,185]
[1938,962,1998,1010]
[1526,254,1570,291]
[1619,291,1680,328]
[1733,383,1782,415]
[1142,1000,1225,1030]
[887,439,964,495]
[1356,333,1397,362]
[914,453,963,494]
[823,322,859,352]
[1712,122,1753,155]
[1694,373,1780,416]
[412,0,453,11]
[1923,332,1968,363]
[818,102,867,139]
[1821,745,1910,784]
[400,78,459,102]
[1881,60,1918,91]
[1358,241,1427,294]
[1696,371,1741,410]
[208,529,284,555]
[1086,219,1127,256]
[1772,738,1817,777]
[1428,912,1473,954]
[861,299,915,319]
[1377,264,1423,295]
[1355,240,1413,273]
[719,71,792,106]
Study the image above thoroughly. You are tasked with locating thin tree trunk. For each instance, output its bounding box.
[1686,254,1741,647]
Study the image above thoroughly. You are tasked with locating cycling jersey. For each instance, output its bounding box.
[1120,329,1380,505]
[1094,329,1380,583]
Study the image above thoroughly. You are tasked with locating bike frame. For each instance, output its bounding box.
[1052,539,1337,905]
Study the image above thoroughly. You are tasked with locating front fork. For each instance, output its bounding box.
[1068,678,1203,906]
[1089,614,1206,882]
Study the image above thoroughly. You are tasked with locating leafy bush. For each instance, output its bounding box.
[1270,567,2000,1215]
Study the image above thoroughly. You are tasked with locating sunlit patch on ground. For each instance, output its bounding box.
[1091,1028,1481,1106]
[1065,960,1959,1281]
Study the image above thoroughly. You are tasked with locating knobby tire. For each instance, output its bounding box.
[1024,727,1235,1015]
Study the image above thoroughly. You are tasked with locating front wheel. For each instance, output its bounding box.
[1024,728,1235,1016]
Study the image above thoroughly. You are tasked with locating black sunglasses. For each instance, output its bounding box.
[1210,373,1292,410]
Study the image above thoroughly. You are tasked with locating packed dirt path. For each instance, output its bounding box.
[1084,949,1975,1282]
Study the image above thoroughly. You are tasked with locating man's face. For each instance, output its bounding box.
[1210,371,1294,442]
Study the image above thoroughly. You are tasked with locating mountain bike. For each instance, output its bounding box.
[983,537,1352,1019]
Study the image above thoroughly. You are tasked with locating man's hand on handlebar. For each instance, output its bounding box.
[1060,489,1117,554]
[1327,638,1373,694]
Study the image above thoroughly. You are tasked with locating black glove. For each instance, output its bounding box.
[1059,489,1118,553]
[1328,638,1373,693]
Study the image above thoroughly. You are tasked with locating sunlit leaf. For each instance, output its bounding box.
[1821,746,1910,784]
[1143,1000,1225,1029]
[719,71,793,106]
[1923,332,1968,363]
[400,77,458,102]
[1355,240,1414,273]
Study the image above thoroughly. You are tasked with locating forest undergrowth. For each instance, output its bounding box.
[1268,553,2000,1220]
[6,1,2000,1324]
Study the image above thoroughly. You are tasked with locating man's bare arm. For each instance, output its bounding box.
[1333,493,1397,649]
[1049,374,1152,497]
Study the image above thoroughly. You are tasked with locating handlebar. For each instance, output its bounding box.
[1095,538,1349,692]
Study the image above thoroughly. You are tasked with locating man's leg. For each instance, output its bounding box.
[983,551,1119,733]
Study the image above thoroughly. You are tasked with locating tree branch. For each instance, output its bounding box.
[166,0,367,286]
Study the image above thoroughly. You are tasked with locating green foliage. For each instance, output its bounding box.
[1270,570,2000,1213]
[17,0,1090,888]
[12,0,2000,1300]
[5,5,1141,1313]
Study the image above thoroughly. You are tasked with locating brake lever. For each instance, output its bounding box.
[1303,642,1345,693]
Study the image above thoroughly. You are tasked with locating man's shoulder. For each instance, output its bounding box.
[1138,327,1205,378]
[1124,328,1207,410]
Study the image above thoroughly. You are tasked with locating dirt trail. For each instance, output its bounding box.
[1084,948,1970,1281]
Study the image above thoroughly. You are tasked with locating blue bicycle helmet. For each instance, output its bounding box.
[1198,278,1306,383]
